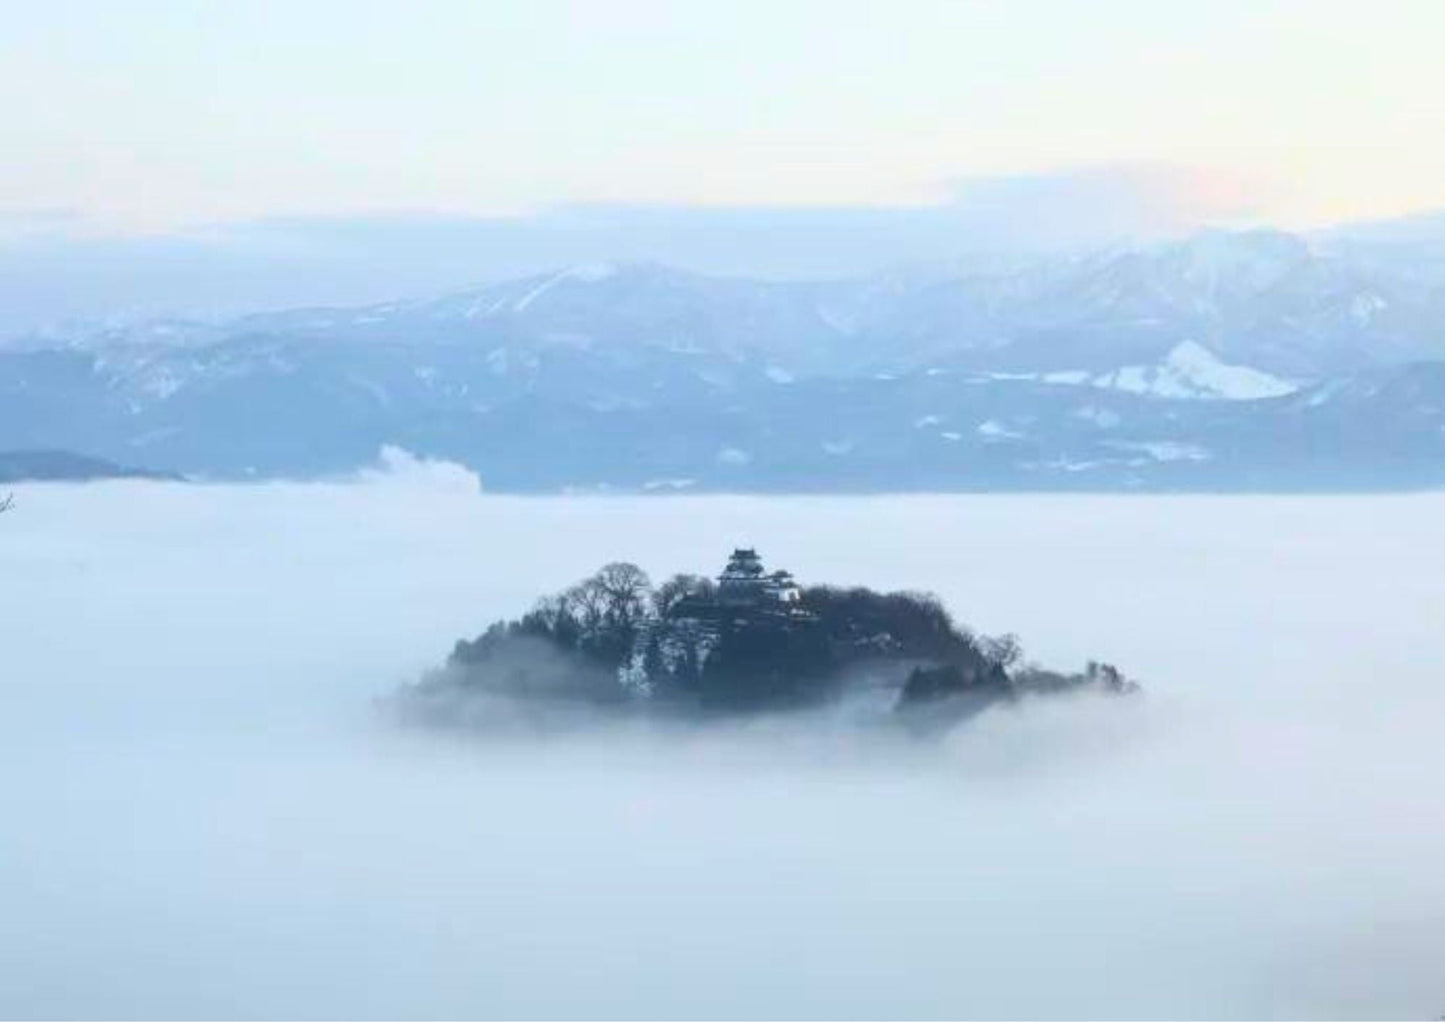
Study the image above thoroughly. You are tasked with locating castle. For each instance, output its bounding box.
[717,548,802,607]
[667,548,807,622]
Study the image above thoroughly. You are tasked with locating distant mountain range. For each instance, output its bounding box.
[3,229,1444,491]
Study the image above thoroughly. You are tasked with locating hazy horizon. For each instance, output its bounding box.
[7,2,1445,328]
[7,205,1445,336]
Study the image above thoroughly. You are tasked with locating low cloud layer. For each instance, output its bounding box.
[1,475,1442,1018]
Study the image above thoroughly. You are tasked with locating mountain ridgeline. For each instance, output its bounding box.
[401,549,1136,733]
[6,230,1445,492]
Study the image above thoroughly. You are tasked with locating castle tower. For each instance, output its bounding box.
[718,548,768,605]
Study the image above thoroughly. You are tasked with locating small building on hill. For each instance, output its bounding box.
[669,548,807,622]
[718,548,801,607]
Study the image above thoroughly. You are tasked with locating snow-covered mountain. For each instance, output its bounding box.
[991,341,1300,401]
[30,228,1445,373]
[3,230,1444,491]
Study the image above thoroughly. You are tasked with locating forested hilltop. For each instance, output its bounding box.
[399,549,1136,733]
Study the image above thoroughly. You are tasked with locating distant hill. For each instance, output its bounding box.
[0,449,181,483]
[3,230,1444,492]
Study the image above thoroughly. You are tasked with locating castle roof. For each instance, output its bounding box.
[721,547,766,579]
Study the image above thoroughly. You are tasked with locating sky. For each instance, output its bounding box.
[4,0,1445,234]
[2,474,1444,1017]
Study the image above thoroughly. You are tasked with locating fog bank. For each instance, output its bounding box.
[1,474,1443,1019]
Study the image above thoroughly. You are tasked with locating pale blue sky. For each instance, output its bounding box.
[3,0,1444,232]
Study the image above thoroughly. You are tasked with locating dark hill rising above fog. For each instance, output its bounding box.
[5,230,1445,492]
[398,548,1136,734]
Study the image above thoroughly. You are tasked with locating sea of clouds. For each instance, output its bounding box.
[2,459,1443,1019]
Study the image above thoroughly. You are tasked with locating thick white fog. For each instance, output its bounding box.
[3,461,1444,1019]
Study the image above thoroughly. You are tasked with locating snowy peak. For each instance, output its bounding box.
[1169,228,1312,285]
[22,228,1445,382]
[505,263,622,313]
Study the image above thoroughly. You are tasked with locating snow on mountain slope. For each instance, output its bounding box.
[6,230,1445,491]
[17,229,1445,380]
[509,263,620,313]
[995,341,1298,401]
[1098,340,1299,400]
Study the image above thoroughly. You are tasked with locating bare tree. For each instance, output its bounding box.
[653,573,713,617]
[979,632,1023,671]
[591,562,652,630]
[565,577,610,633]
[0,493,12,514]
